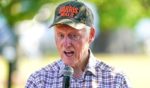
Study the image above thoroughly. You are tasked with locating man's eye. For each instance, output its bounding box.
[69,34,80,40]
[73,34,77,37]
[60,34,64,38]
[58,34,64,39]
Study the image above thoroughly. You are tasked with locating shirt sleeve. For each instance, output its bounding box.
[114,72,131,88]
[25,74,38,88]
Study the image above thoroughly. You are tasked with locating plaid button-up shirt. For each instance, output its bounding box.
[26,51,130,88]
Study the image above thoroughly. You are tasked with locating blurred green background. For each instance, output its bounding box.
[0,0,150,88]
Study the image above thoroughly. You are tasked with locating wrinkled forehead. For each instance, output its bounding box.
[54,24,85,32]
[54,24,91,36]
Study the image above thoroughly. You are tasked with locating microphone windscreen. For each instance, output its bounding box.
[63,66,74,77]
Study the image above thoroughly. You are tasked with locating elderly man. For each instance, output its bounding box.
[26,0,130,88]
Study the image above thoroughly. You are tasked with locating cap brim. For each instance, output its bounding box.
[49,19,90,30]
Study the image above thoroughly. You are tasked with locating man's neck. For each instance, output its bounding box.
[72,50,90,78]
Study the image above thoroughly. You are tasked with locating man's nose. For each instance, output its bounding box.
[64,37,72,47]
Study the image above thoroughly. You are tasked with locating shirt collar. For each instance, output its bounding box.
[58,49,97,77]
[85,49,97,76]
[58,61,66,77]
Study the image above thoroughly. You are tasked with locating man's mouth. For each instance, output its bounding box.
[64,51,74,57]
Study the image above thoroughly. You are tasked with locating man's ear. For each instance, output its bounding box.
[89,26,95,43]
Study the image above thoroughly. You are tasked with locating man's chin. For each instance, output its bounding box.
[63,60,74,66]
[65,63,71,66]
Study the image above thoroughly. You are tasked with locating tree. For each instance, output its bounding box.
[90,0,150,31]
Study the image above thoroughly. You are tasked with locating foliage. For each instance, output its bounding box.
[0,0,62,27]
[90,0,150,31]
[0,0,150,31]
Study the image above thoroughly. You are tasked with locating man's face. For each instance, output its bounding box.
[54,24,94,67]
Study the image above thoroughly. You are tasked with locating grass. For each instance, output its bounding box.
[0,54,150,88]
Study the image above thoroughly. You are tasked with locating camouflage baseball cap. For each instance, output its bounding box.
[50,0,94,30]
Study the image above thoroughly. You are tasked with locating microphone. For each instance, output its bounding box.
[62,66,74,88]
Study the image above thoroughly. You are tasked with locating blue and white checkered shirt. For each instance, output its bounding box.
[26,51,130,88]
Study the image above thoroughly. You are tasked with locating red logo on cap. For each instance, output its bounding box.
[59,5,79,17]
